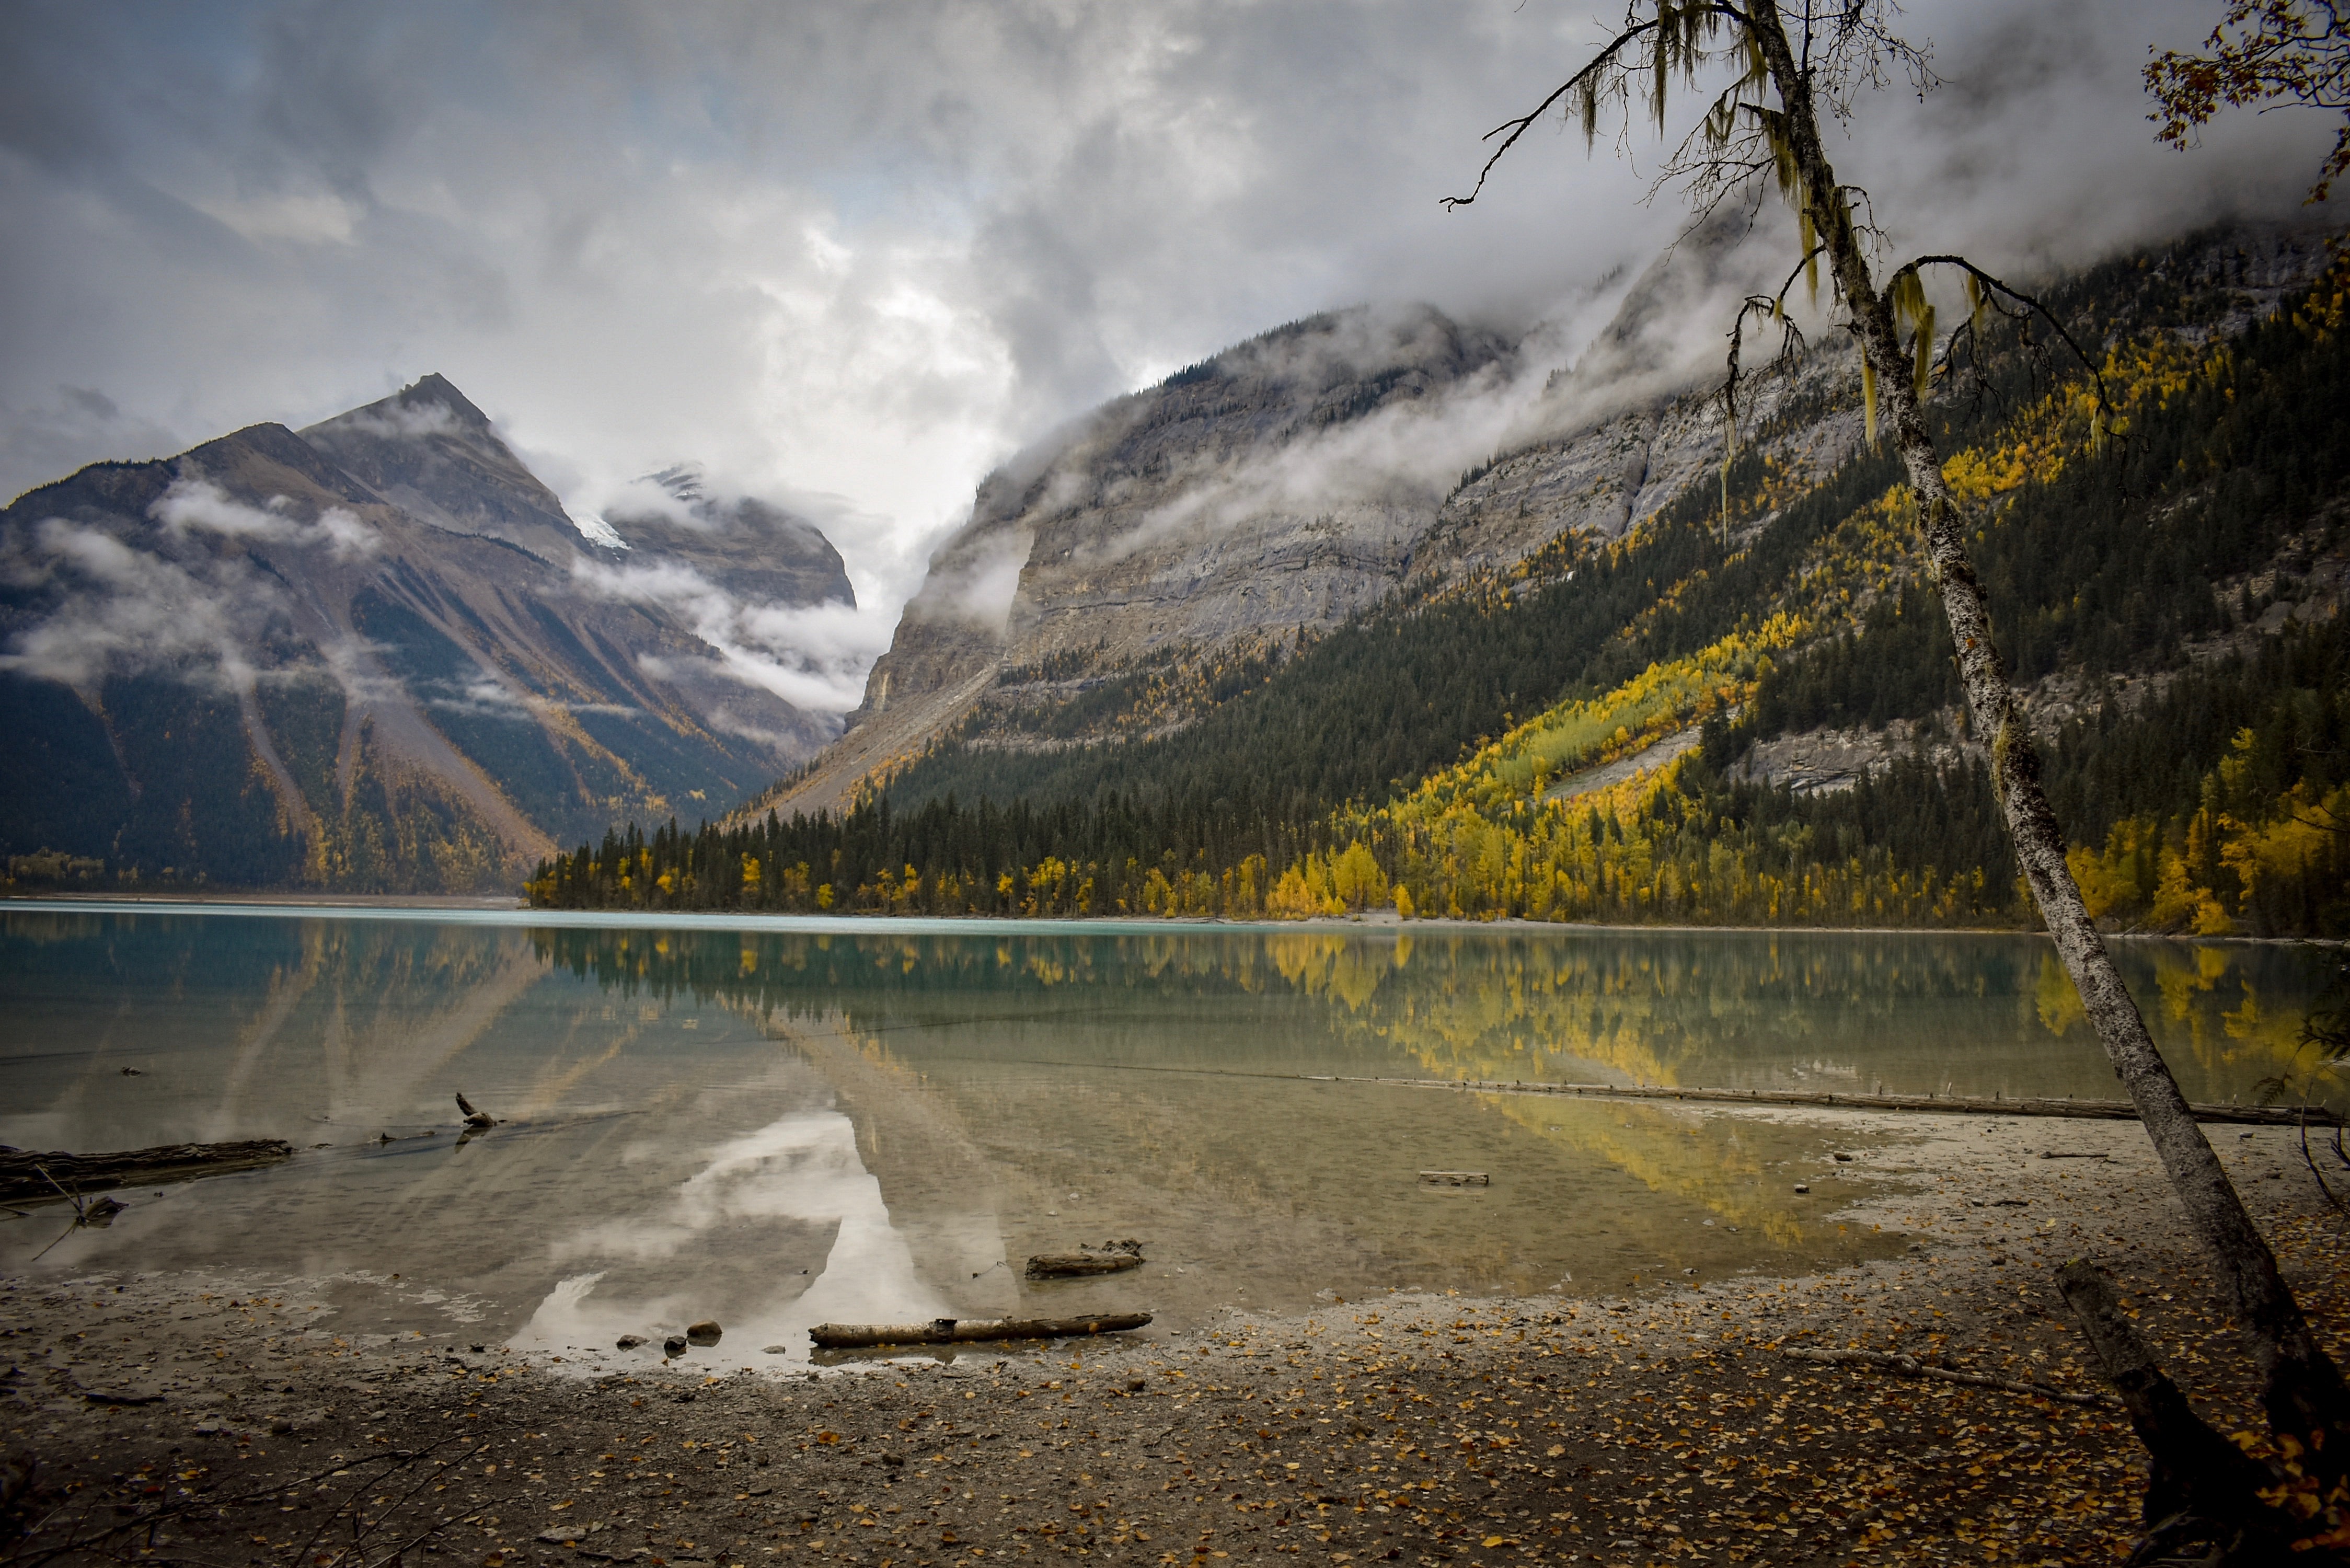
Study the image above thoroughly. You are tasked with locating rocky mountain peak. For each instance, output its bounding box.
[298,375,579,557]
[396,372,492,426]
[599,464,855,609]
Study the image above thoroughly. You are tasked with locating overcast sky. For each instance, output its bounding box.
[1,0,2335,647]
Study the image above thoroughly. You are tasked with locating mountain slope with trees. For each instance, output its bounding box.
[534,226,2348,939]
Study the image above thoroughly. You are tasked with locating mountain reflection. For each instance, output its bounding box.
[0,910,2334,1345]
[528,923,2339,1108]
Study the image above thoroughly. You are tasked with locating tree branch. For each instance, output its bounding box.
[1891,253,2114,417]
[1441,20,1661,211]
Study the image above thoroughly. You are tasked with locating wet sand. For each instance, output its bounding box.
[6,1112,2346,1567]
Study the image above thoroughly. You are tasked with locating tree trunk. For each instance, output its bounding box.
[2055,1261,2278,1525]
[1745,0,2349,1449]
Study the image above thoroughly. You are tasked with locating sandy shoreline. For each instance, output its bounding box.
[6,1111,2346,1566]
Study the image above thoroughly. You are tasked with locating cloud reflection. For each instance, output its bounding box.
[514,1109,963,1370]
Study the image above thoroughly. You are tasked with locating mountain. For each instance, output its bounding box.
[0,375,854,893]
[745,236,1869,820]
[750,303,1517,813]
[546,221,2349,939]
[601,463,854,613]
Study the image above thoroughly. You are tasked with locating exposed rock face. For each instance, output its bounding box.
[1732,719,1970,796]
[859,305,1513,720]
[0,377,852,890]
[602,464,854,612]
[749,218,2343,824]
[752,265,1818,817]
[750,305,1520,815]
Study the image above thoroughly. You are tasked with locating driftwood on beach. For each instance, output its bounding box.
[1026,1240,1145,1278]
[1026,1253,1145,1279]
[0,1139,295,1203]
[810,1313,1152,1348]
[1334,1075,2339,1127]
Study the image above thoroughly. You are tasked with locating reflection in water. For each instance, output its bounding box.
[531,921,2342,1108]
[516,1111,959,1372]
[0,908,2335,1361]
[1489,1096,1808,1246]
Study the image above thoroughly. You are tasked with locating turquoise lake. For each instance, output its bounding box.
[0,903,2335,1369]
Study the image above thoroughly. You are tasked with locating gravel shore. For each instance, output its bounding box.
[6,1113,2346,1567]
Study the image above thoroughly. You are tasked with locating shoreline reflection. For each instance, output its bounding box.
[0,912,2332,1357]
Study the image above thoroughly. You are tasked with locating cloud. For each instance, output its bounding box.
[0,0,2333,659]
[331,400,457,441]
[1,478,392,695]
[0,517,271,691]
[151,477,380,559]
[593,471,705,535]
[569,555,886,713]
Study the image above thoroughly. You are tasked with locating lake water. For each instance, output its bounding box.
[1,904,2335,1371]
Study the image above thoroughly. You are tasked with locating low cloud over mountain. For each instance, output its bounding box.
[0,375,859,890]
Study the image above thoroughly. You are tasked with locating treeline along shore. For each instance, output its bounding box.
[525,614,2350,934]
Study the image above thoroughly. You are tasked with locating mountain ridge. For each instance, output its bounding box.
[1,375,857,892]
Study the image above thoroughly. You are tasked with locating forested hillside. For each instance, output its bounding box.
[531,233,2350,937]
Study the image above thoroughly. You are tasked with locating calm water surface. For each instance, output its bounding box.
[0,904,2334,1370]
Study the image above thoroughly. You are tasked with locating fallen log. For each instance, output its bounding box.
[810,1313,1152,1349]
[1781,1345,2111,1408]
[1026,1250,1145,1279]
[1333,1075,2337,1126]
[0,1139,294,1203]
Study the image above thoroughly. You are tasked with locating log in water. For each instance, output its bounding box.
[0,1139,296,1203]
[810,1313,1153,1348]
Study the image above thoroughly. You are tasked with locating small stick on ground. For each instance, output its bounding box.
[1027,1243,1145,1279]
[1781,1346,2112,1408]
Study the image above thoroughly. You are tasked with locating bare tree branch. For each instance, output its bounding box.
[1441,18,1664,212]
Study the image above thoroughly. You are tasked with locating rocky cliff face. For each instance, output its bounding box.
[0,376,854,891]
[753,222,2337,822]
[751,253,1826,817]
[748,305,1518,813]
